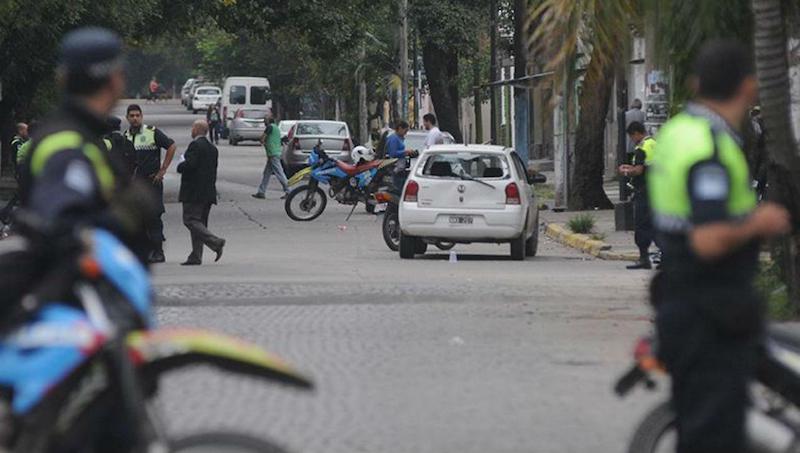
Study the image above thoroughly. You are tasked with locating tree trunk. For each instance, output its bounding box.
[752,0,800,309]
[568,46,615,210]
[421,42,463,143]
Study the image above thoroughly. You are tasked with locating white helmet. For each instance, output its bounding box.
[351,145,375,163]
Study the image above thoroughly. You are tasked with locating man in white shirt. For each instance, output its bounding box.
[423,113,444,149]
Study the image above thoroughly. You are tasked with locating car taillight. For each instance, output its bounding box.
[292,137,301,150]
[342,138,351,152]
[287,126,294,140]
[236,110,244,118]
[404,180,419,202]
[375,192,391,203]
[505,182,521,205]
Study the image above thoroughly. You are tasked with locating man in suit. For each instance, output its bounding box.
[177,119,226,265]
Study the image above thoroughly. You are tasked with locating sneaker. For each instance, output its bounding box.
[251,193,266,200]
[148,251,166,264]
[626,261,652,270]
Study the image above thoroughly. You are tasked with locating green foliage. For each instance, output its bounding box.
[567,213,596,234]
[534,183,556,201]
[756,259,795,320]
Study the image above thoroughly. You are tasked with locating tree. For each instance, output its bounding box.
[530,0,637,210]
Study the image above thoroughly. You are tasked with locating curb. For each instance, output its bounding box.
[544,223,639,262]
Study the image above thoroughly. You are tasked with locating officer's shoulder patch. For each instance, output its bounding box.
[690,162,729,201]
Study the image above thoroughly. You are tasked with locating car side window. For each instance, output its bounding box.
[510,152,527,182]
[230,86,246,104]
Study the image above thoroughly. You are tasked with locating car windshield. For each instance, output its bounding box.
[197,88,220,95]
[250,86,271,105]
[420,152,509,179]
[230,86,246,104]
[296,122,348,137]
[279,121,295,133]
[241,110,268,119]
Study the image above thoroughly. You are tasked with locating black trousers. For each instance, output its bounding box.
[633,192,654,261]
[182,202,223,261]
[656,294,758,453]
[137,178,165,255]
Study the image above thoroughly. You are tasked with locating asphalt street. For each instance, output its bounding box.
[15,101,666,452]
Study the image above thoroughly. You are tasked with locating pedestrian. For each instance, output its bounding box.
[649,39,791,453]
[103,116,136,179]
[206,104,221,144]
[124,104,177,263]
[0,123,30,230]
[422,113,444,150]
[747,106,768,199]
[618,121,656,270]
[177,119,225,265]
[386,120,416,191]
[625,99,646,155]
[148,77,159,102]
[10,123,28,166]
[252,114,290,200]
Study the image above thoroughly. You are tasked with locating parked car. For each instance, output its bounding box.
[221,77,272,138]
[279,120,297,139]
[228,108,270,145]
[180,78,196,107]
[185,79,205,110]
[403,130,456,150]
[191,86,221,113]
[398,145,545,260]
[282,120,353,174]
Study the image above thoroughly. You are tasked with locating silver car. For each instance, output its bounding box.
[282,120,353,172]
[228,108,270,145]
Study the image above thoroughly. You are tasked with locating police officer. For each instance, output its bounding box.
[650,40,791,453]
[10,123,29,165]
[104,115,136,179]
[124,104,176,263]
[619,121,656,269]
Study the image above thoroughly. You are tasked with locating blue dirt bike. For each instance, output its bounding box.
[284,145,398,222]
[0,227,312,453]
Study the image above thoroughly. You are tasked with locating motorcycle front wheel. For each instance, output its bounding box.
[383,210,400,251]
[285,184,327,221]
[627,401,676,453]
[171,431,290,453]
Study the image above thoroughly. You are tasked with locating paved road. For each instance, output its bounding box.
[19,101,666,452]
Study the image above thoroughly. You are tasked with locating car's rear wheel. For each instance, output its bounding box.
[229,137,238,146]
[510,235,525,261]
[525,230,539,257]
[399,233,417,259]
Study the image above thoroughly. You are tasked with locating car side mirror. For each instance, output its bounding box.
[528,173,547,184]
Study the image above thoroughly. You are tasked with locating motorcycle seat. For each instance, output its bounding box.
[769,325,800,351]
[336,160,383,176]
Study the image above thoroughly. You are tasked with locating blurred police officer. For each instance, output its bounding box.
[650,40,791,453]
[123,104,176,263]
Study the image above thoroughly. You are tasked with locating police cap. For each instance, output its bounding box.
[59,27,123,79]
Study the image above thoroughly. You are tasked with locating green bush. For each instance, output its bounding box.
[756,260,795,321]
[567,214,596,234]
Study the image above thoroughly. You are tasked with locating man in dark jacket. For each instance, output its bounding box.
[177,119,225,265]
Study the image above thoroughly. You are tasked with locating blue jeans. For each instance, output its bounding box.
[257,156,289,194]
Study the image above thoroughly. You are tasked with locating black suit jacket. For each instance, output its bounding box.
[177,136,218,204]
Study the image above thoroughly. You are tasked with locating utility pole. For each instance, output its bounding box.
[489,0,499,144]
[513,0,529,163]
[358,45,369,147]
[412,32,420,128]
[399,0,409,122]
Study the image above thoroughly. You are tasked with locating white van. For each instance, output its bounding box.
[221,77,272,138]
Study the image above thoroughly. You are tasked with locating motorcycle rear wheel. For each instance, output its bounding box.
[285,184,327,221]
[170,431,290,453]
[627,401,676,453]
[383,211,400,251]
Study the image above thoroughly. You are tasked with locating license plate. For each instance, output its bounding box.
[375,203,387,213]
[449,215,473,225]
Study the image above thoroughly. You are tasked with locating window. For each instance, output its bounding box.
[296,122,348,137]
[230,86,246,104]
[250,86,271,105]
[241,110,268,119]
[419,152,509,179]
[196,88,220,95]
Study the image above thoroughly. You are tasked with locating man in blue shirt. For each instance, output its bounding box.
[387,121,416,191]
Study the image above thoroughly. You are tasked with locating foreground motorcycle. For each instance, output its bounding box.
[0,228,313,452]
[284,145,397,222]
[616,331,800,453]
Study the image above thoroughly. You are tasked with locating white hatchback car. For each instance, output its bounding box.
[398,145,544,260]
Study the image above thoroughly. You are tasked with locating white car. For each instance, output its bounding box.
[191,86,222,113]
[398,145,544,260]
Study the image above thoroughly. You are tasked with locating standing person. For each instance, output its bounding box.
[618,121,656,270]
[103,116,136,179]
[124,104,177,263]
[649,40,791,453]
[386,120,416,191]
[148,77,159,102]
[625,99,646,155]
[177,120,225,265]
[748,106,768,199]
[0,123,30,230]
[206,104,221,144]
[10,123,29,165]
[422,113,444,149]
[252,115,289,200]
